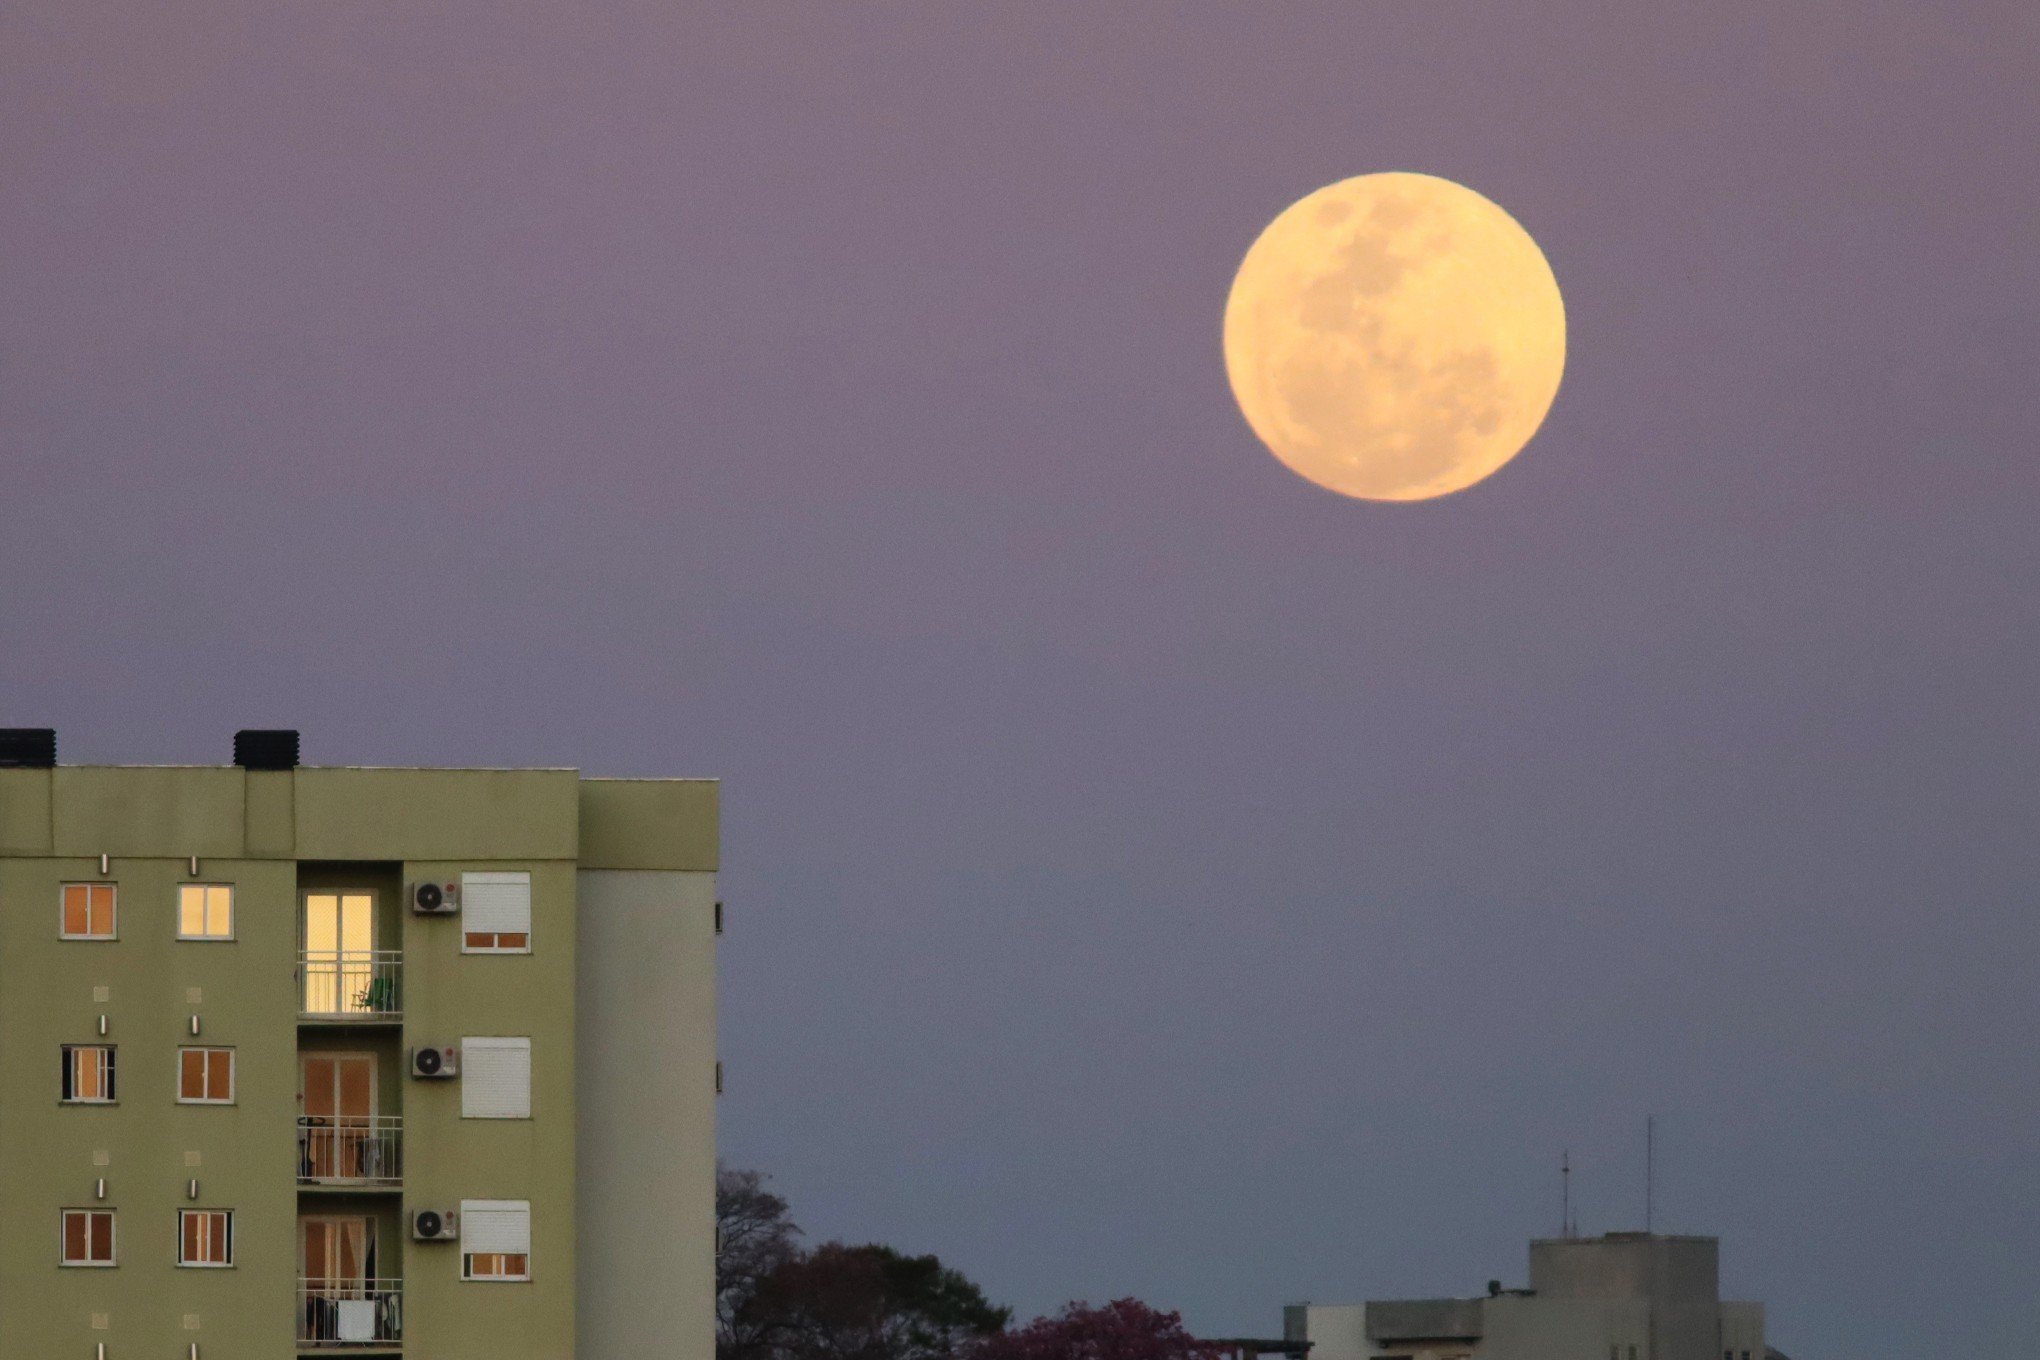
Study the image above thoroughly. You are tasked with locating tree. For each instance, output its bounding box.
[753,1243,1010,1360]
[717,1163,1007,1360]
[718,1163,804,1358]
[967,1299,1225,1360]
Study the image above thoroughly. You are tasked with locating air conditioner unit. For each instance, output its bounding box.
[411,1208,460,1242]
[411,880,461,915]
[411,1046,459,1079]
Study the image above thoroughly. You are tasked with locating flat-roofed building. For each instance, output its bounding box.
[0,728,719,1358]
[1286,1233,1766,1360]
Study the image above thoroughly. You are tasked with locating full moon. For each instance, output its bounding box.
[1223,172,1566,502]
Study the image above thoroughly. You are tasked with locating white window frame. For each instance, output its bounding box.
[460,872,533,955]
[459,1200,532,1282]
[177,884,236,941]
[61,1045,117,1104]
[177,1208,235,1268]
[177,1047,236,1105]
[460,1037,533,1120]
[59,882,118,940]
[61,1208,116,1267]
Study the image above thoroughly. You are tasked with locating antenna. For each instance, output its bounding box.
[1645,1115,1655,1234]
[1561,1149,1573,1239]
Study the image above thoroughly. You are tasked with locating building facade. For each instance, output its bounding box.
[0,729,718,1358]
[1287,1233,1765,1360]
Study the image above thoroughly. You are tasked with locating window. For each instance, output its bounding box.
[462,872,531,953]
[461,1038,532,1119]
[178,884,234,940]
[61,1209,116,1266]
[178,1209,234,1267]
[178,1048,235,1104]
[460,1200,531,1281]
[60,883,117,939]
[61,1045,116,1102]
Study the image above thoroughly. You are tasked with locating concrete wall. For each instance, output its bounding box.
[576,868,719,1360]
[403,856,579,1358]
[1301,1304,1370,1360]
[1529,1235,1718,1303]
[1483,1295,1647,1360]
[0,854,300,1355]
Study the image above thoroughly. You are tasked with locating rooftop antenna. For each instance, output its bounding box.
[1561,1149,1574,1239]
[1644,1115,1656,1234]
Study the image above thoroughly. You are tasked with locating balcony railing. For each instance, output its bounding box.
[299,1278,402,1347]
[300,950,402,1018]
[298,1115,402,1186]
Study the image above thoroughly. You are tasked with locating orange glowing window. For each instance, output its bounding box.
[61,1209,115,1266]
[463,1252,530,1281]
[178,1048,235,1103]
[178,1209,233,1266]
[62,1045,116,1103]
[178,884,234,939]
[61,884,116,939]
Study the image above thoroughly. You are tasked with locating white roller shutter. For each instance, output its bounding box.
[460,1201,531,1253]
[462,872,532,936]
[461,1037,532,1119]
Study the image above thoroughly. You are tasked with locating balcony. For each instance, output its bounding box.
[300,950,402,1019]
[298,1116,402,1188]
[299,1278,402,1348]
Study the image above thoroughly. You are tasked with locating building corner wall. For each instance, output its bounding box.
[575,868,717,1360]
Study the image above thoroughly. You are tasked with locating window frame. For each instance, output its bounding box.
[176,883,236,941]
[458,1199,532,1282]
[460,1037,533,1120]
[460,872,534,956]
[177,1208,235,1268]
[177,1047,236,1105]
[60,1045,117,1104]
[60,1209,117,1267]
[59,882,118,941]
[462,1250,532,1282]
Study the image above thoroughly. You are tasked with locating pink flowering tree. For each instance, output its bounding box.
[968,1299,1226,1360]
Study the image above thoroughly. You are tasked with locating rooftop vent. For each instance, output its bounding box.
[0,729,57,769]
[233,729,300,770]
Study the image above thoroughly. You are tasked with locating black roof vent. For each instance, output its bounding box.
[0,728,57,769]
[234,729,300,770]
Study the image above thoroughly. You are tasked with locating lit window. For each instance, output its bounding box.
[61,1045,116,1103]
[178,1209,234,1267]
[178,885,234,939]
[178,1048,235,1104]
[460,1200,531,1281]
[461,872,532,954]
[61,1209,116,1266]
[60,883,117,939]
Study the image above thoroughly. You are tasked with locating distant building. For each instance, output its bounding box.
[1285,1232,1767,1360]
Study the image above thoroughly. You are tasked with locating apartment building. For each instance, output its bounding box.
[0,728,719,1358]
[1286,1233,1766,1360]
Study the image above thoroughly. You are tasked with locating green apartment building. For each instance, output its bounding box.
[0,729,719,1358]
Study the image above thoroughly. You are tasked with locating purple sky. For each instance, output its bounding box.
[6,5,2037,1355]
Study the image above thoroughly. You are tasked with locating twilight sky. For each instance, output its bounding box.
[5,5,2037,1355]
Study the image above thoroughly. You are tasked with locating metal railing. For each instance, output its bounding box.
[298,1278,403,1347]
[300,950,402,1017]
[297,1115,402,1186]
